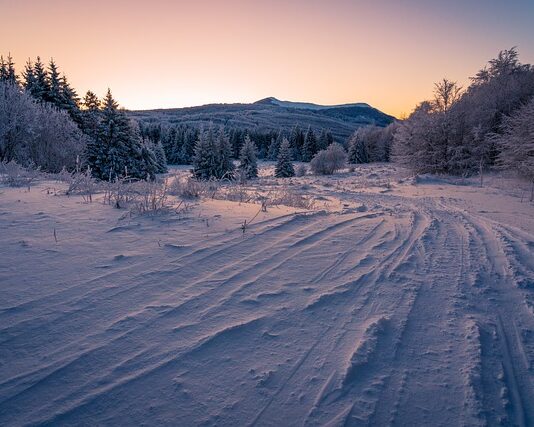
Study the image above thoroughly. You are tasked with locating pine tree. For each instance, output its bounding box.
[46,59,62,106]
[216,127,235,179]
[318,129,333,151]
[153,141,168,173]
[290,125,304,160]
[0,54,17,85]
[22,59,36,93]
[238,135,258,179]
[268,129,283,160]
[31,57,50,102]
[180,127,197,164]
[59,74,81,123]
[87,89,154,180]
[302,127,318,162]
[275,138,295,178]
[348,132,369,164]
[192,125,220,180]
[81,90,101,138]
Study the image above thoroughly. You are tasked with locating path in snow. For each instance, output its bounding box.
[0,169,533,426]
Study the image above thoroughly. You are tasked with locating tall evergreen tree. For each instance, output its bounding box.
[0,54,17,85]
[318,129,333,151]
[31,57,50,102]
[348,132,369,164]
[192,125,220,180]
[153,141,168,173]
[87,89,154,180]
[238,135,258,179]
[289,125,304,160]
[275,138,295,178]
[46,59,62,105]
[217,127,235,179]
[180,127,197,164]
[58,75,81,125]
[81,90,101,138]
[22,59,36,92]
[302,127,318,162]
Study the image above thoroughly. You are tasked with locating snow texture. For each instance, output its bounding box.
[0,163,533,426]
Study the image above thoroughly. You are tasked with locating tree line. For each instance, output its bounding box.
[393,48,534,184]
[1,54,165,179]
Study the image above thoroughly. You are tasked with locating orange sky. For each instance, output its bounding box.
[1,0,533,117]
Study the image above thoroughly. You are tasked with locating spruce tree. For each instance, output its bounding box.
[302,127,318,162]
[268,129,284,160]
[31,57,50,102]
[153,141,168,173]
[348,133,369,164]
[192,125,219,180]
[275,138,295,178]
[88,89,154,180]
[238,135,258,179]
[81,90,101,138]
[289,125,304,160]
[23,59,36,93]
[216,127,235,179]
[180,128,197,164]
[59,75,81,124]
[318,129,333,151]
[46,59,62,106]
[0,54,17,85]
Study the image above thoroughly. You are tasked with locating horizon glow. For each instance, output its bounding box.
[1,0,534,118]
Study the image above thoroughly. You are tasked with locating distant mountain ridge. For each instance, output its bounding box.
[128,97,395,143]
[253,97,371,110]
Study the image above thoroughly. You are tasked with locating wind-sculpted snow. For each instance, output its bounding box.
[0,165,533,426]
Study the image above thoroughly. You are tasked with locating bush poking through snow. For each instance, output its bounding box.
[310,143,347,175]
[103,178,172,214]
[59,167,98,202]
[168,177,205,199]
[270,188,315,210]
[295,164,307,177]
[0,161,40,188]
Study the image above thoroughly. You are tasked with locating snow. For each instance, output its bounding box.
[1,163,533,426]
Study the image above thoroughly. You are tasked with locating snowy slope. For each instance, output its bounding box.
[0,164,533,426]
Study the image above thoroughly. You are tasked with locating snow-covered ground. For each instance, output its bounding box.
[1,163,533,426]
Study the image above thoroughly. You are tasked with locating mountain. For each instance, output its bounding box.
[128,97,395,143]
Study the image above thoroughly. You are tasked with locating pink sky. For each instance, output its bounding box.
[2,0,533,117]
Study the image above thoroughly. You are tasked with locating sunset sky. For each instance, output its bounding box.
[1,0,533,117]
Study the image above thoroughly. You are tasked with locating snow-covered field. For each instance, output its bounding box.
[1,163,533,426]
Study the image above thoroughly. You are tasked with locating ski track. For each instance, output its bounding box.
[1,181,533,426]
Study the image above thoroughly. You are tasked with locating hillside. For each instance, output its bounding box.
[128,97,395,142]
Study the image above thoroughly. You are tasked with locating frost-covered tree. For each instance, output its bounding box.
[310,143,347,175]
[394,48,534,175]
[153,141,168,173]
[192,125,219,180]
[87,89,155,180]
[238,135,258,179]
[0,81,86,171]
[275,138,295,178]
[495,97,534,186]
